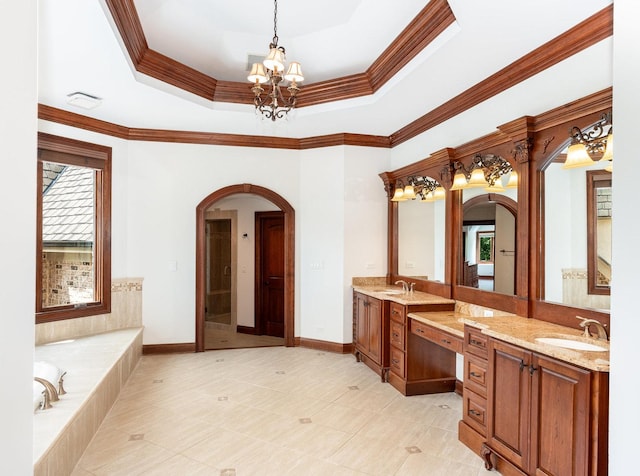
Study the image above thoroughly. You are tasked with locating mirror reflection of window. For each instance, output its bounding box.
[544,161,611,310]
[587,170,612,295]
[477,231,495,263]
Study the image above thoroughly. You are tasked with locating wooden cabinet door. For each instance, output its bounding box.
[530,353,590,476]
[367,297,382,365]
[354,293,369,353]
[487,339,531,472]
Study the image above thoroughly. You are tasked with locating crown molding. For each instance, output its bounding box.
[389,4,613,147]
[39,6,612,152]
[38,104,391,150]
[103,0,455,107]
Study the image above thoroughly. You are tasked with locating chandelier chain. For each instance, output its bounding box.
[272,0,279,47]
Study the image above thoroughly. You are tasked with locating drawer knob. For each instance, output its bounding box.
[470,338,483,346]
[417,328,424,333]
[441,339,451,345]
[392,359,399,364]
[469,409,482,417]
[470,371,482,378]
[393,333,399,338]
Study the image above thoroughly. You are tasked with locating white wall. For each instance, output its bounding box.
[610,0,640,472]
[30,127,390,346]
[0,1,36,473]
[343,146,390,340]
[124,141,301,344]
[299,147,346,342]
[390,39,612,170]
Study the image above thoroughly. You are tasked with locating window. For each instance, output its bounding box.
[36,133,111,323]
[477,231,495,263]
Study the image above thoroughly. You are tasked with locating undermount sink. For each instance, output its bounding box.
[372,289,404,295]
[535,337,607,352]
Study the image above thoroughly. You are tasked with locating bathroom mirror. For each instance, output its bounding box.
[397,190,446,283]
[460,187,517,296]
[543,158,611,310]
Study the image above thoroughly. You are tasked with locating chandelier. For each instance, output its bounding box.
[247,0,304,122]
[449,154,518,192]
[564,113,613,171]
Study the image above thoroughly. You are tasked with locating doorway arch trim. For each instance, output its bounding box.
[195,183,295,351]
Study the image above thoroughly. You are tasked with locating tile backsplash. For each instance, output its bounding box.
[35,277,143,345]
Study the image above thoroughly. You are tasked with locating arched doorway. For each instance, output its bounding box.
[195,184,295,352]
[462,194,517,294]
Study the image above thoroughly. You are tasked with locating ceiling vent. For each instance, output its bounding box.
[66,92,102,110]
[246,54,264,71]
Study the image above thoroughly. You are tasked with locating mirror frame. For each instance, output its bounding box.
[450,140,530,316]
[532,103,612,329]
[381,87,612,332]
[380,148,455,298]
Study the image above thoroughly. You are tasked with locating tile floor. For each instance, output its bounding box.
[72,347,497,476]
[205,328,284,350]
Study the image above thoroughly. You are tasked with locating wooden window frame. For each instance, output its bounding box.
[36,133,112,323]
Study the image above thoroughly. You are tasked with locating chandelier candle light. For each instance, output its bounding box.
[247,0,304,121]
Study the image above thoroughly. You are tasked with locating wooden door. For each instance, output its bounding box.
[487,339,531,472]
[530,353,590,476]
[205,219,232,324]
[354,293,369,353]
[256,212,285,337]
[367,297,382,364]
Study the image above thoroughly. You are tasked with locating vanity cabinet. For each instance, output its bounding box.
[387,301,458,396]
[353,292,389,381]
[459,326,490,454]
[482,337,608,476]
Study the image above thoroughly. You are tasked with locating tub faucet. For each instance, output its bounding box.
[395,280,409,293]
[576,316,608,341]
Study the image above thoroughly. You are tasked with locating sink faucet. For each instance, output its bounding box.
[576,316,608,341]
[409,282,416,293]
[395,280,408,293]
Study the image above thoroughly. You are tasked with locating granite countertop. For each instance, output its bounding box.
[352,285,455,306]
[408,311,610,372]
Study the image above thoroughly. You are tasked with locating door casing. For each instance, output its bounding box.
[195,184,295,351]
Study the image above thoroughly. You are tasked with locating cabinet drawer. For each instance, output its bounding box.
[464,326,488,359]
[389,302,406,324]
[463,388,487,436]
[390,320,405,350]
[389,346,405,378]
[411,320,463,354]
[464,354,488,397]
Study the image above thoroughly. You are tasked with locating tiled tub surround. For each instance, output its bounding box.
[36,278,143,345]
[34,328,143,476]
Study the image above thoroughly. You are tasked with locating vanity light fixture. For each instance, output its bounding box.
[247,0,304,122]
[449,154,516,192]
[391,176,444,202]
[565,112,613,171]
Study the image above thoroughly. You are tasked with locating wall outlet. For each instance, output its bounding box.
[365,262,376,269]
[405,261,415,269]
